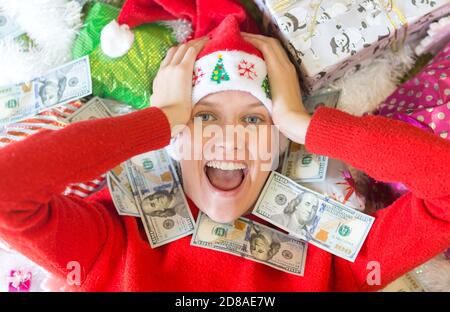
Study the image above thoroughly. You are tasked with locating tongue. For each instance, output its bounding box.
[205,167,244,191]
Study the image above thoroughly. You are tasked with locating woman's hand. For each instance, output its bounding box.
[242,33,311,144]
[152,37,208,137]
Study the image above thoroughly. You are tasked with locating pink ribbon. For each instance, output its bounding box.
[8,270,32,292]
[336,170,356,204]
[393,113,434,133]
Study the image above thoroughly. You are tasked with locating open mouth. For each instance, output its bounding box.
[204,161,248,191]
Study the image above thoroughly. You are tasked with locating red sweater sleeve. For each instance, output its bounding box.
[305,107,450,291]
[0,107,171,282]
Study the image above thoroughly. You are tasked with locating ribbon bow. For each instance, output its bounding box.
[8,270,32,291]
[336,170,356,204]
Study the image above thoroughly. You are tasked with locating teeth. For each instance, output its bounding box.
[206,161,247,170]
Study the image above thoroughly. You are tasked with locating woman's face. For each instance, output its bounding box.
[176,91,278,223]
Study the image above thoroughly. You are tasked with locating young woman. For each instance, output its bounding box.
[0,18,449,291]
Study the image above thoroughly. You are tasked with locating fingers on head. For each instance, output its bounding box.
[242,33,292,69]
[181,47,197,65]
[161,46,177,67]
[171,43,189,65]
[163,37,208,67]
[242,33,275,54]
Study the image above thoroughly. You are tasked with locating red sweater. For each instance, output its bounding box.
[0,106,449,291]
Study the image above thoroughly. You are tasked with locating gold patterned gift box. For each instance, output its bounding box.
[253,0,450,93]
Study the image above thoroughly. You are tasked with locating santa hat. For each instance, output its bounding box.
[117,0,272,112]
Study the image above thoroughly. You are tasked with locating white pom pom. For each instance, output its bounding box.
[100,20,135,58]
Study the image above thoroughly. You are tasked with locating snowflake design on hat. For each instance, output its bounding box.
[192,67,205,86]
[238,60,257,80]
[211,54,230,84]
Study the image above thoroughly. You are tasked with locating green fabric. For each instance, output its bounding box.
[73,3,119,58]
[79,1,125,21]
[72,2,177,109]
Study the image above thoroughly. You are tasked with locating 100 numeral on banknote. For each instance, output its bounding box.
[253,172,374,262]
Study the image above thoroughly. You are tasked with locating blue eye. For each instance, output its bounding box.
[243,115,262,124]
[195,113,216,122]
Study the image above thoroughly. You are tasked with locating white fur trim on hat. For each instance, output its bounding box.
[192,51,272,113]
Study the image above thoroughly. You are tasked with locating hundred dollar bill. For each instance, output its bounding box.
[107,173,140,217]
[66,97,113,123]
[0,56,92,128]
[381,273,426,292]
[191,212,307,276]
[302,88,341,115]
[253,171,374,262]
[0,9,25,40]
[126,150,195,248]
[281,142,328,183]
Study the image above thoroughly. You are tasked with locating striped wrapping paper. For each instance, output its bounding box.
[0,100,106,198]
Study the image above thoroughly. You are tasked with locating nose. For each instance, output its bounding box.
[216,135,239,151]
[219,125,249,149]
[214,125,246,160]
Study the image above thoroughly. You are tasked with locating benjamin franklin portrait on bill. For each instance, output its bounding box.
[272,192,319,240]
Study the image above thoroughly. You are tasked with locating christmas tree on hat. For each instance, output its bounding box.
[211,54,230,84]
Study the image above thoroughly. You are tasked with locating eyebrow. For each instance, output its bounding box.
[196,101,264,108]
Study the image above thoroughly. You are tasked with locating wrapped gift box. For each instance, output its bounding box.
[254,0,450,93]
